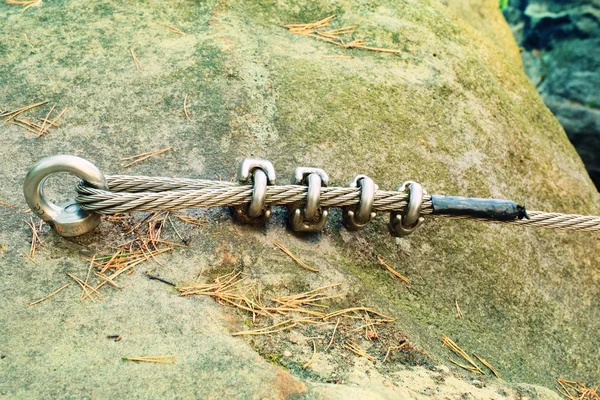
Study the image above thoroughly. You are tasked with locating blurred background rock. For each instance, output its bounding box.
[503,0,600,189]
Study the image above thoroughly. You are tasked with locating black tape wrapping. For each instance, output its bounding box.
[430,195,528,221]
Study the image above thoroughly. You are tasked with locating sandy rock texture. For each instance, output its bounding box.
[0,0,598,398]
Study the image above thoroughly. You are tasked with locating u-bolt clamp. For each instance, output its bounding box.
[231,158,276,224]
[388,181,425,237]
[289,167,329,232]
[23,155,107,237]
[342,174,378,231]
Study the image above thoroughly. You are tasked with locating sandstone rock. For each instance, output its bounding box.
[1,0,598,398]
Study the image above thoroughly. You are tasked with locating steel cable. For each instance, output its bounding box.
[74,175,600,232]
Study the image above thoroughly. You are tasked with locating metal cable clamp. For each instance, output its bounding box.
[231,158,276,224]
[342,175,377,231]
[289,167,329,232]
[388,181,425,237]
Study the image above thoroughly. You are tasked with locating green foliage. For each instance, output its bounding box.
[499,0,509,10]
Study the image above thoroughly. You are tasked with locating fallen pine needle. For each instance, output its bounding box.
[455,299,464,319]
[1,101,47,122]
[28,283,72,306]
[325,318,340,351]
[324,307,394,322]
[130,48,143,71]
[0,201,16,208]
[556,378,599,400]
[273,241,319,272]
[303,340,317,369]
[232,319,297,336]
[343,340,376,362]
[166,25,186,35]
[473,353,500,378]
[183,94,192,122]
[383,342,407,363]
[23,251,38,265]
[123,355,176,364]
[441,335,484,374]
[377,256,409,283]
[67,273,104,301]
[121,147,173,168]
[322,55,354,59]
[25,217,44,258]
[37,105,55,137]
[37,107,67,138]
[175,215,206,226]
[284,15,401,54]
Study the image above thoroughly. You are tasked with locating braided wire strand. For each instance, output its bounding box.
[75,175,600,232]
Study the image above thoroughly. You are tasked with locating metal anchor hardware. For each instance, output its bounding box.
[388,181,425,237]
[231,158,276,224]
[342,175,378,231]
[289,167,329,232]
[23,155,108,237]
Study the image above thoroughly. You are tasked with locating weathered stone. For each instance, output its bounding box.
[503,0,600,188]
[1,0,598,398]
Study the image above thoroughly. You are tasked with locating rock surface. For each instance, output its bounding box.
[1,0,599,398]
[503,0,600,188]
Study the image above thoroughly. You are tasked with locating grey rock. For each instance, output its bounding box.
[504,0,600,188]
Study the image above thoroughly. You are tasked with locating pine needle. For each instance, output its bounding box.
[284,15,401,54]
[123,355,176,364]
[325,318,340,351]
[273,241,319,273]
[455,299,464,319]
[383,342,407,363]
[556,379,599,400]
[303,340,317,369]
[473,353,500,378]
[2,101,47,122]
[175,215,206,226]
[441,335,484,374]
[232,319,298,336]
[120,146,173,168]
[130,48,143,71]
[0,201,16,208]
[377,256,409,283]
[28,283,72,306]
[183,94,192,122]
[166,26,186,35]
[324,307,394,322]
[343,340,376,362]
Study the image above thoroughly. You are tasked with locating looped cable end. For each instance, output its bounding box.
[388,181,426,237]
[23,155,107,237]
[231,158,276,224]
